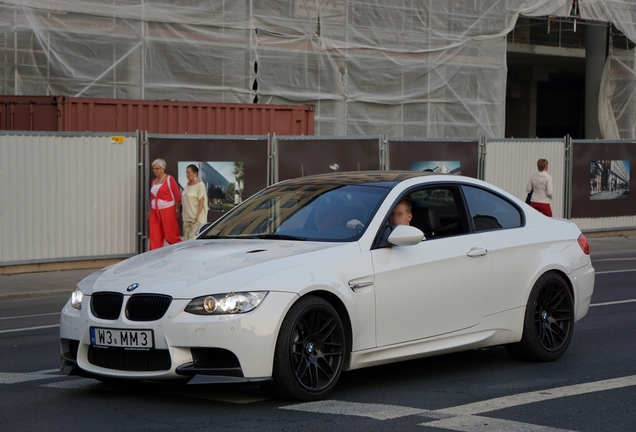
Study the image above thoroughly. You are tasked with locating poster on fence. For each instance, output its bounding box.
[148,136,269,225]
[387,139,479,178]
[177,161,244,214]
[571,141,636,218]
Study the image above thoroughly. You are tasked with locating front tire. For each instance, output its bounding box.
[270,296,347,401]
[506,272,574,362]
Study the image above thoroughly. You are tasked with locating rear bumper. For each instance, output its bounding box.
[571,262,595,322]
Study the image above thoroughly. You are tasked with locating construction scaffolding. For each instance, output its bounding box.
[0,1,635,138]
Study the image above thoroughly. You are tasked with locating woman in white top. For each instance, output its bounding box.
[527,158,553,217]
[182,164,208,239]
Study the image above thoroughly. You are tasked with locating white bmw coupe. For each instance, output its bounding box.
[60,172,595,400]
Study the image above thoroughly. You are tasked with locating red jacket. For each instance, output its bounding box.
[150,175,181,210]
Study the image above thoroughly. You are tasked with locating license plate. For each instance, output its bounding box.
[90,327,154,349]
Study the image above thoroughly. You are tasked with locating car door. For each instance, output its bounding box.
[461,184,530,316]
[372,186,492,347]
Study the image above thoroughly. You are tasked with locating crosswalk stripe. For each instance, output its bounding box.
[281,374,636,431]
[422,414,576,432]
[433,374,636,417]
[41,380,97,389]
[281,400,430,420]
[0,369,62,384]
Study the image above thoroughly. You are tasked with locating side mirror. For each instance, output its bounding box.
[195,223,213,237]
[387,225,424,247]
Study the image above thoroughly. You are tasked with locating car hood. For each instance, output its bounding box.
[80,239,354,298]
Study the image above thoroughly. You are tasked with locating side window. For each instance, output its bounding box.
[462,186,523,232]
[408,187,467,238]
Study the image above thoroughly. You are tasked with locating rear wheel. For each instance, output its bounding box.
[270,296,347,401]
[506,272,574,362]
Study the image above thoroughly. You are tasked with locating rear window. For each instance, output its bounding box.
[462,186,523,231]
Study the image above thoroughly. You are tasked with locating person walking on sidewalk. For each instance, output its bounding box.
[527,158,553,217]
[149,158,183,250]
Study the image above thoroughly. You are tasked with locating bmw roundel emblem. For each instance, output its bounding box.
[126,283,139,292]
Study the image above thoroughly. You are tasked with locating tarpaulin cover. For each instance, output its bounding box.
[0,1,633,138]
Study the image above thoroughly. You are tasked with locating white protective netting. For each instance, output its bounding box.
[0,1,633,138]
[581,1,636,139]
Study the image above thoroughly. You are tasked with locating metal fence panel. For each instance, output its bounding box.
[0,132,137,266]
[483,139,566,219]
[274,135,382,182]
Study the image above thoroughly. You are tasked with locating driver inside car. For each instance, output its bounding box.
[347,196,412,230]
[388,197,412,226]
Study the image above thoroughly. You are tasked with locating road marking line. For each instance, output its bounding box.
[37,369,60,374]
[422,414,576,432]
[41,380,97,389]
[0,324,59,334]
[0,312,60,321]
[593,257,636,262]
[590,299,636,307]
[436,374,636,416]
[281,374,636,431]
[595,269,636,275]
[0,369,61,384]
[281,400,431,420]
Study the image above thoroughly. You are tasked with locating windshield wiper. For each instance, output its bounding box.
[201,234,230,239]
[250,234,307,241]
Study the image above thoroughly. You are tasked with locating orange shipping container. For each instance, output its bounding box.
[0,96,315,136]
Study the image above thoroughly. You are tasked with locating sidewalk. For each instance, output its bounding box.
[0,269,96,301]
[0,236,634,302]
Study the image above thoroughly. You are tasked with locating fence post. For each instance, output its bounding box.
[140,130,150,253]
[564,134,572,219]
[380,134,388,170]
[478,136,487,180]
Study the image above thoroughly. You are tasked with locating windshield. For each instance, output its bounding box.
[201,183,389,242]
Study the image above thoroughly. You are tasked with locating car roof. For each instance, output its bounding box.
[276,171,436,188]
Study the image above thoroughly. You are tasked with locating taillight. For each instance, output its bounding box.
[577,234,590,255]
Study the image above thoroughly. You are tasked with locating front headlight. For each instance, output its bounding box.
[71,287,83,310]
[185,292,268,315]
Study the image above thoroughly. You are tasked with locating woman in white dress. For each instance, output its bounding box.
[182,164,208,239]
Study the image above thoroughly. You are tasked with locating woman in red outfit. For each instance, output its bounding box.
[148,159,183,250]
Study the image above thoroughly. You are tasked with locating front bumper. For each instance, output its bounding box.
[59,291,297,382]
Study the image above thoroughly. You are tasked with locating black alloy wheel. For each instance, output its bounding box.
[271,296,347,400]
[506,272,574,362]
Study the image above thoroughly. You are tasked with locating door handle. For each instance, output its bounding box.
[467,247,487,257]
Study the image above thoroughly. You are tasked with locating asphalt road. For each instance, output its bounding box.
[1,252,635,432]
